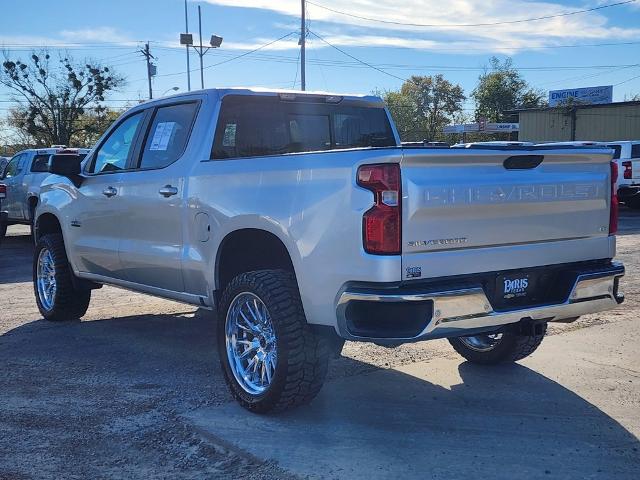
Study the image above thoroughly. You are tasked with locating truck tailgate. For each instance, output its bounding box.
[401,148,614,280]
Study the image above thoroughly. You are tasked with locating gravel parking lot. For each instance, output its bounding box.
[1,211,639,479]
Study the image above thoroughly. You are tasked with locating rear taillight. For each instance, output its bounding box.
[622,161,632,180]
[610,161,618,235]
[0,184,6,199]
[357,164,401,255]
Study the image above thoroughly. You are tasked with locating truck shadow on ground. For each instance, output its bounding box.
[0,233,33,284]
[1,309,638,479]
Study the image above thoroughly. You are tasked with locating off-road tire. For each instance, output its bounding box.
[33,233,91,321]
[448,324,547,365]
[217,269,330,413]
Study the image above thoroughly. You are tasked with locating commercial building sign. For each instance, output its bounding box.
[548,85,613,107]
[443,123,519,134]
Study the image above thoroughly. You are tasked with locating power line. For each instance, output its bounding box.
[203,32,298,71]
[540,64,640,88]
[615,73,640,86]
[151,48,640,71]
[307,0,637,28]
[308,30,411,83]
[143,31,297,80]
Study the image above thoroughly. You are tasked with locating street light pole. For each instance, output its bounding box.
[184,0,191,91]
[198,5,205,89]
[180,5,222,90]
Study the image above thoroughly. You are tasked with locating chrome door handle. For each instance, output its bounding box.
[159,185,179,198]
[102,186,117,198]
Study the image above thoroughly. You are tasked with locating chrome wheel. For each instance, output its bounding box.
[459,333,503,352]
[36,247,56,311]
[225,292,278,395]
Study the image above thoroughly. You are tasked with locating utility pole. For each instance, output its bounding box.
[184,0,191,91]
[300,0,306,91]
[139,43,156,99]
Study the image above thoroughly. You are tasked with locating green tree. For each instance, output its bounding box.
[383,75,466,141]
[472,57,546,122]
[1,51,125,146]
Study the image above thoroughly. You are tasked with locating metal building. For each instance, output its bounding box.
[509,101,640,142]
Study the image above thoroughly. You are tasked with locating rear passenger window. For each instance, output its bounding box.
[139,102,199,169]
[632,144,640,159]
[31,154,51,172]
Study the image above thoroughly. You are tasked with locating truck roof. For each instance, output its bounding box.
[139,87,385,107]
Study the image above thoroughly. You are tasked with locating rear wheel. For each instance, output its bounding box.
[448,323,547,365]
[0,217,6,246]
[625,197,640,210]
[217,269,330,413]
[33,234,91,321]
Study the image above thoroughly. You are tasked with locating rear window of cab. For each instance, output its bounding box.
[212,95,396,159]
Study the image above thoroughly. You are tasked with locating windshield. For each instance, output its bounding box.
[607,145,622,159]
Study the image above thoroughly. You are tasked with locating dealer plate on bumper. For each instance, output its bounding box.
[496,272,536,306]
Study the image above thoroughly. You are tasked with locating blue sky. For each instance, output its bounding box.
[1,0,639,117]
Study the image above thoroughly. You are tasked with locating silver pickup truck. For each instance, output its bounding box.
[33,88,625,413]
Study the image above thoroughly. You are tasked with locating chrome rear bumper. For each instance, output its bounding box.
[336,262,624,343]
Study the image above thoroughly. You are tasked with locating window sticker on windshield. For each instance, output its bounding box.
[149,122,176,151]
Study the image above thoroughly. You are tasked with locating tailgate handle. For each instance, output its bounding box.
[503,155,544,170]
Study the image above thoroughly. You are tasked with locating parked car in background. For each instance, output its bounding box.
[0,156,9,173]
[0,147,90,240]
[606,141,640,209]
[33,88,624,413]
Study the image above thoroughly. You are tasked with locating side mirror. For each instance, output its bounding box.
[48,154,83,176]
[48,154,84,187]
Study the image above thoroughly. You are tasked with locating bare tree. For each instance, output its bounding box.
[1,51,125,146]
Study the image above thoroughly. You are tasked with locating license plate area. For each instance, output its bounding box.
[496,272,536,307]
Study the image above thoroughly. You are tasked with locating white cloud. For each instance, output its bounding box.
[202,0,640,53]
[59,27,137,45]
[0,27,141,49]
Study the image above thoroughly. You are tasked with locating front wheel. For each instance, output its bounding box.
[448,323,547,365]
[217,269,330,413]
[33,234,91,321]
